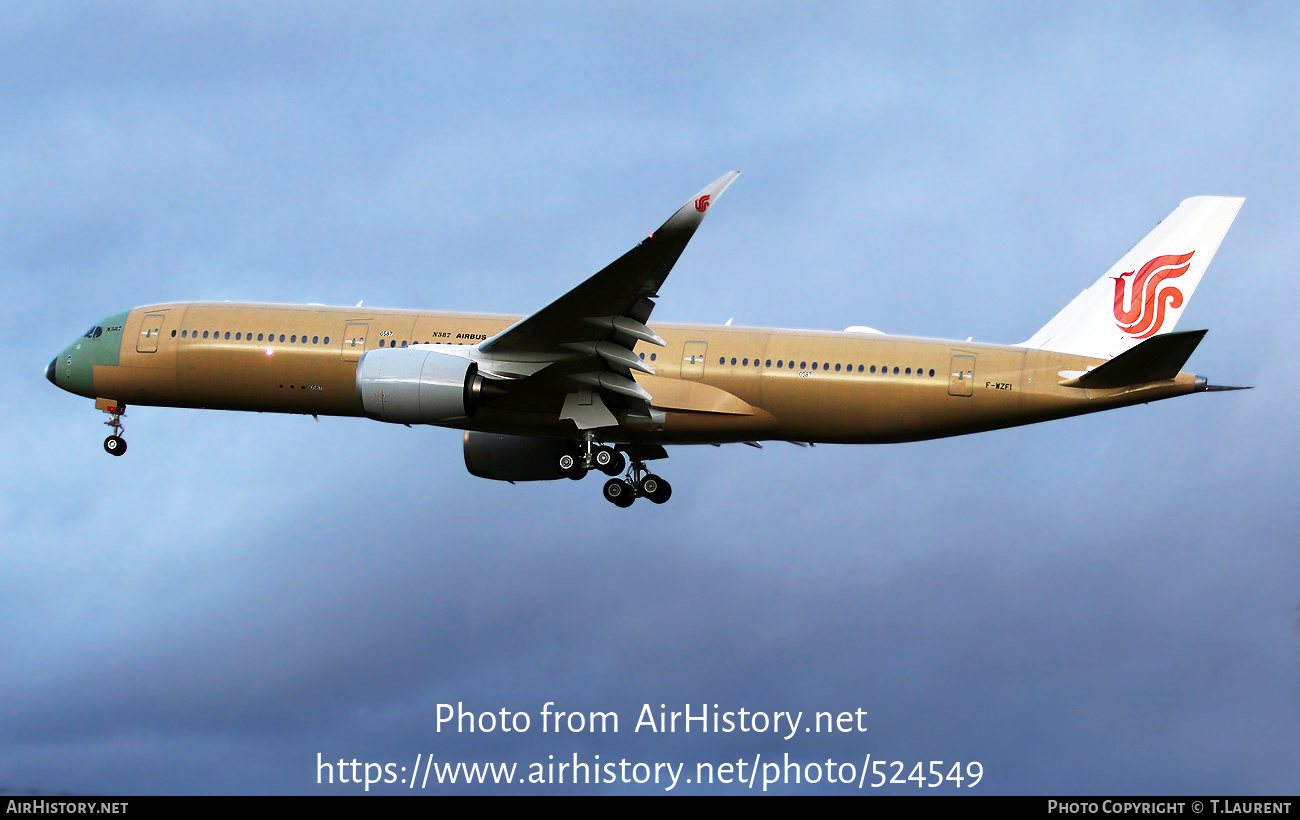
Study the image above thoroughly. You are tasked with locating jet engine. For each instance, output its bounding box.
[463,432,574,481]
[356,347,486,423]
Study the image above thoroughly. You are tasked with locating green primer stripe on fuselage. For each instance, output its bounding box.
[57,309,130,398]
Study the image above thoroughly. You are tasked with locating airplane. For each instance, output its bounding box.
[46,172,1248,507]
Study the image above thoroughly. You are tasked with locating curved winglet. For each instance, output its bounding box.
[657,171,741,240]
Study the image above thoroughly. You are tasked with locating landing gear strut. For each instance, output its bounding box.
[102,404,127,456]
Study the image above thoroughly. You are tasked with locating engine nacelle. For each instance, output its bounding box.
[463,432,574,482]
[356,347,481,423]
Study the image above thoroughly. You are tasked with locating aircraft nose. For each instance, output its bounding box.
[46,357,57,385]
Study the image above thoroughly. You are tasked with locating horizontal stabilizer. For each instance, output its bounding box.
[1061,329,1206,389]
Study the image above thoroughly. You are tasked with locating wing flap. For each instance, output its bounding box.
[634,373,755,415]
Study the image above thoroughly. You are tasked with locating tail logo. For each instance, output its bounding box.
[694,194,711,213]
[1112,251,1195,339]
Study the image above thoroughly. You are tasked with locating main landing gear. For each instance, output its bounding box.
[602,465,671,508]
[558,433,625,481]
[102,403,127,456]
[558,435,672,507]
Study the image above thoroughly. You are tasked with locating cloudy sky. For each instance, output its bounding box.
[3,2,1298,794]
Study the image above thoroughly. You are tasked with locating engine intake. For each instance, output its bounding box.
[356,347,483,423]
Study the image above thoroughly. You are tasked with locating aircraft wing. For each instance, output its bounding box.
[481,172,738,356]
[476,172,740,429]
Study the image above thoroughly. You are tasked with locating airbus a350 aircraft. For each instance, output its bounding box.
[48,173,1247,506]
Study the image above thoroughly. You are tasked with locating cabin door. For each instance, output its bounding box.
[948,355,975,397]
[136,314,165,353]
[341,323,369,362]
[682,341,708,380]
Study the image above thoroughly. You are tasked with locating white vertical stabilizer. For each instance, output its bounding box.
[1020,196,1244,360]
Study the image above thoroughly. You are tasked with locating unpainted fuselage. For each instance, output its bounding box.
[49,302,1197,445]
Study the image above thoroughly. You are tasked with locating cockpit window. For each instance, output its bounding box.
[83,326,103,339]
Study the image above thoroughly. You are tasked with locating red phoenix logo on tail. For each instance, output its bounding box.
[694,194,711,213]
[1112,251,1195,339]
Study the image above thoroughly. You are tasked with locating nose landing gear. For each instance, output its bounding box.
[100,400,127,456]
